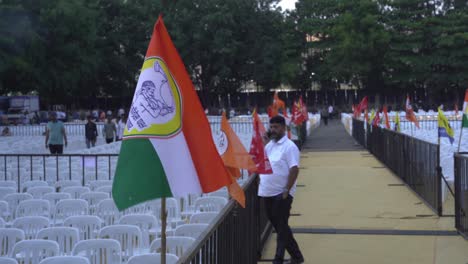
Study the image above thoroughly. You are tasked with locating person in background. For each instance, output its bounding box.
[321,107,329,126]
[85,115,98,148]
[1,127,11,136]
[118,107,125,117]
[116,115,127,141]
[102,117,116,144]
[328,104,334,119]
[45,112,67,154]
[99,111,106,122]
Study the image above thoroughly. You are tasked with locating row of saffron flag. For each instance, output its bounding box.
[353,91,468,145]
[112,16,309,211]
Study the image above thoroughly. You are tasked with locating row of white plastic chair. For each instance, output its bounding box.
[0,238,179,264]
[0,180,113,193]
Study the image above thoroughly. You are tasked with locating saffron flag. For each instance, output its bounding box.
[269,91,286,118]
[462,90,468,128]
[394,112,401,132]
[112,16,232,211]
[383,105,390,129]
[438,108,454,144]
[292,99,306,125]
[249,110,273,174]
[405,95,420,128]
[216,112,257,207]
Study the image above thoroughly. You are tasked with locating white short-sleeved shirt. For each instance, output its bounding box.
[258,135,300,197]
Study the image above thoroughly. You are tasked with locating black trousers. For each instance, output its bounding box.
[48,144,63,154]
[264,194,303,263]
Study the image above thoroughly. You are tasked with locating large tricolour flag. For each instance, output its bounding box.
[112,16,232,211]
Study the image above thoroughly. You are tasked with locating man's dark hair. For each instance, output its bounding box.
[270,115,286,126]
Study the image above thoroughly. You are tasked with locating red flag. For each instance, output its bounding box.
[357,96,368,113]
[269,91,285,118]
[405,95,420,128]
[292,100,305,125]
[364,109,369,123]
[383,105,390,129]
[249,110,273,174]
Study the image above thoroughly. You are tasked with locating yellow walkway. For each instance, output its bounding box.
[260,151,468,264]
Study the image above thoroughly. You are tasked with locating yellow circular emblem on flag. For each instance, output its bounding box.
[124,57,182,138]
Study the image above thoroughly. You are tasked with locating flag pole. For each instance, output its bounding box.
[457,126,463,153]
[161,197,167,264]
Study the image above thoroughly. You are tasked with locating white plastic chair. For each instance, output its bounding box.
[95,186,112,197]
[64,215,101,240]
[150,237,195,258]
[27,187,54,199]
[0,181,16,189]
[4,193,33,220]
[88,181,112,191]
[38,256,90,264]
[12,216,49,240]
[16,200,50,218]
[0,257,18,264]
[62,187,90,200]
[0,187,16,199]
[54,199,88,226]
[189,212,217,224]
[11,240,59,264]
[36,227,79,255]
[99,225,142,261]
[0,228,25,256]
[43,193,71,214]
[55,181,80,192]
[207,189,229,199]
[79,192,109,215]
[147,198,182,226]
[127,253,178,264]
[72,239,121,264]
[0,201,8,221]
[194,197,227,212]
[118,214,158,248]
[21,181,49,192]
[96,199,119,226]
[174,224,208,239]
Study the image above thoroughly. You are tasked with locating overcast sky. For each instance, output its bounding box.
[278,0,297,11]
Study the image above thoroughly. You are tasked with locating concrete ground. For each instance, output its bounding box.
[259,120,468,264]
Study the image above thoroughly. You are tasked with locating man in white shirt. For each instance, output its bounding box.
[259,115,304,264]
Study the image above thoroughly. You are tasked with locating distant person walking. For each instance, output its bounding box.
[328,105,334,119]
[102,117,116,144]
[116,115,127,141]
[85,116,98,148]
[45,112,67,154]
[259,116,304,264]
[321,107,329,126]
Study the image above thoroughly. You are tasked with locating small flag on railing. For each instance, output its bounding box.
[369,109,376,124]
[383,105,390,129]
[462,90,468,128]
[405,95,420,128]
[438,108,454,144]
[394,112,401,132]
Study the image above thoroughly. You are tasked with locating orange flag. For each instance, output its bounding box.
[405,95,420,128]
[383,105,390,129]
[269,91,286,117]
[216,112,257,207]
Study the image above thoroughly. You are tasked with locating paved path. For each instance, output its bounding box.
[259,121,468,264]
[302,119,362,151]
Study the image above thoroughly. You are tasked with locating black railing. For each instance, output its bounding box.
[352,118,443,215]
[0,154,119,192]
[454,153,468,240]
[177,175,272,264]
[352,118,366,147]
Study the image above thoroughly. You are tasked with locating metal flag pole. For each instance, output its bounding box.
[161,197,167,264]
